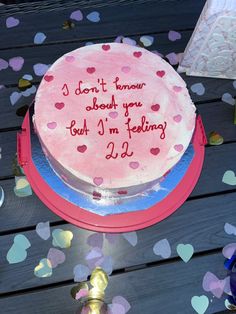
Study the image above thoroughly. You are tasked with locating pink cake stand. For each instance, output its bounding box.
[17,111,207,233]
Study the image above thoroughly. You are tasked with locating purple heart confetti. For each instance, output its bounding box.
[112,296,131,313]
[33,63,50,76]
[224,223,236,235]
[222,243,236,259]
[190,83,205,96]
[0,58,8,70]
[6,16,20,28]
[202,271,228,298]
[85,247,103,260]
[9,57,24,71]
[36,221,50,240]
[122,232,138,247]
[34,32,46,44]
[73,264,90,282]
[70,10,83,21]
[166,52,179,65]
[87,232,104,249]
[168,30,181,41]
[153,239,171,259]
[47,248,65,268]
[122,37,136,46]
[108,303,126,314]
[114,35,123,43]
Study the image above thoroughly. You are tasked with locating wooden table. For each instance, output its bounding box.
[0,0,236,313]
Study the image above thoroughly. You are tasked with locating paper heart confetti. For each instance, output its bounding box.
[222,243,236,259]
[122,37,136,46]
[191,295,209,314]
[224,223,236,235]
[202,271,228,298]
[70,10,83,21]
[6,16,20,28]
[21,85,37,97]
[222,170,236,186]
[9,57,24,71]
[176,243,194,262]
[0,58,8,70]
[190,83,205,96]
[34,258,52,278]
[33,63,50,76]
[96,255,113,275]
[86,11,100,22]
[168,30,181,41]
[166,52,179,65]
[222,93,235,105]
[14,176,32,197]
[47,248,65,268]
[208,131,223,146]
[22,74,33,81]
[73,264,91,282]
[105,233,120,245]
[7,234,31,264]
[36,221,50,240]
[0,186,4,207]
[87,232,104,249]
[108,303,126,314]
[153,239,171,258]
[140,35,154,47]
[10,91,21,105]
[52,229,73,248]
[112,296,131,313]
[34,32,46,44]
[85,247,103,261]
[122,232,138,247]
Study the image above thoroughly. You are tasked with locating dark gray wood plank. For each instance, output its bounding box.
[0,0,206,49]
[0,191,235,293]
[0,253,228,313]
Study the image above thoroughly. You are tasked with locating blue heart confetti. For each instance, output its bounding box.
[86,11,100,23]
[34,32,46,44]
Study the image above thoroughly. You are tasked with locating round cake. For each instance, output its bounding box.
[34,43,196,200]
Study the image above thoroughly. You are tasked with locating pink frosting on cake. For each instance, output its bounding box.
[34,43,196,198]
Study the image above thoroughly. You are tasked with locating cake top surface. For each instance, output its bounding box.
[34,43,196,190]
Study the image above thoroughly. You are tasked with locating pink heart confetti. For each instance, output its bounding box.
[222,243,236,259]
[6,17,20,28]
[121,66,131,73]
[73,264,90,282]
[109,111,118,119]
[168,30,181,41]
[224,223,236,235]
[166,52,179,65]
[70,10,83,21]
[153,239,171,258]
[174,144,184,152]
[0,58,8,70]
[202,272,228,298]
[129,161,139,169]
[87,233,104,249]
[122,232,138,247]
[47,248,65,268]
[9,57,24,71]
[36,221,50,240]
[47,122,57,129]
[112,296,131,313]
[33,63,50,76]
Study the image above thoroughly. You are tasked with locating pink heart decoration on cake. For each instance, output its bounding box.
[87,67,96,74]
[174,144,183,152]
[109,111,118,119]
[65,55,75,62]
[150,147,160,155]
[47,122,57,129]
[77,145,87,153]
[173,114,182,122]
[93,177,103,186]
[151,104,160,112]
[173,86,182,92]
[44,75,54,82]
[121,66,131,73]
[133,51,142,58]
[129,162,139,169]
[102,44,110,51]
[156,71,165,78]
[55,102,65,110]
